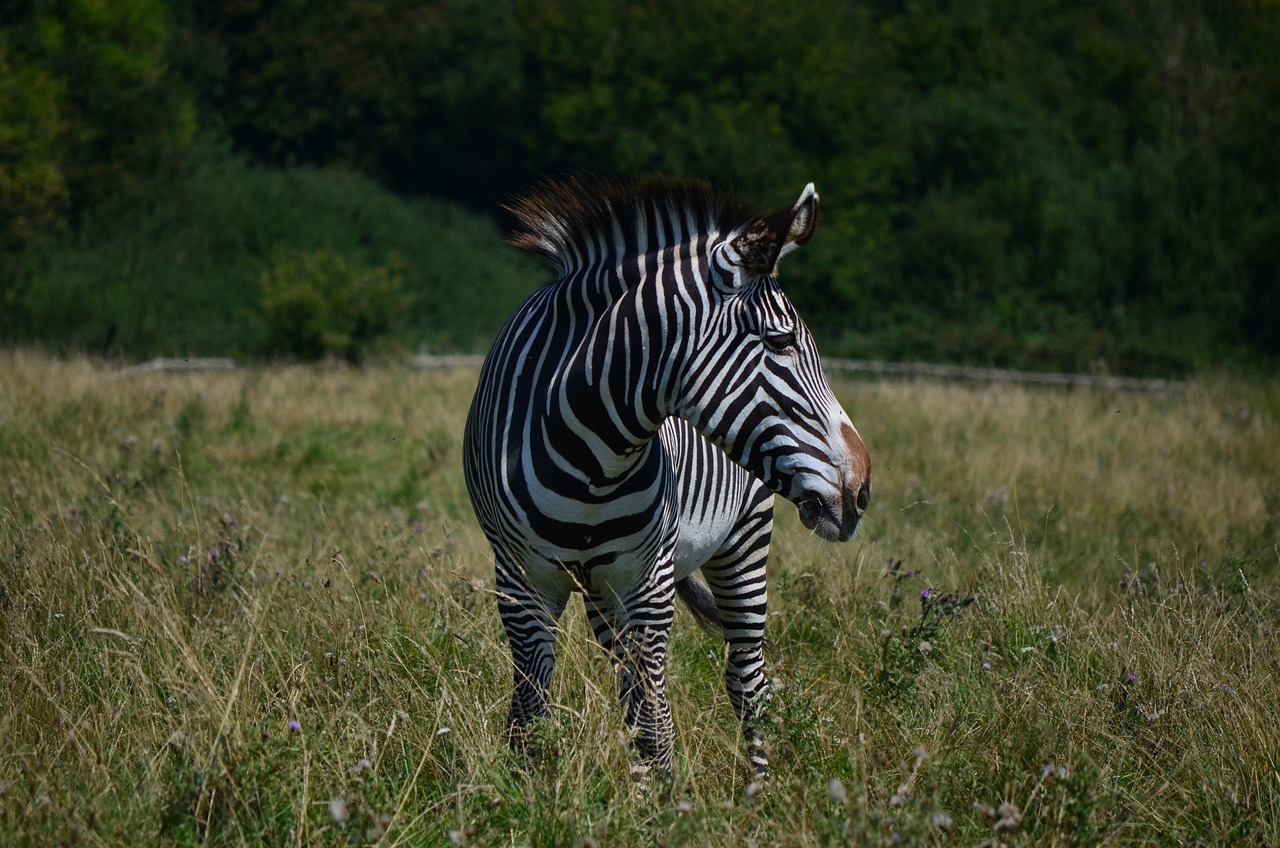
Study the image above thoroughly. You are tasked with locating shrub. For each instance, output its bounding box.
[258,248,413,362]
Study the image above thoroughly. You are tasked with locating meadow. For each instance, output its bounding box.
[1,350,1277,846]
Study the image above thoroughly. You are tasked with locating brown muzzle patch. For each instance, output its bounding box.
[840,422,872,519]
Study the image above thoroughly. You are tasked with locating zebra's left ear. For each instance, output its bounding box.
[728,183,820,275]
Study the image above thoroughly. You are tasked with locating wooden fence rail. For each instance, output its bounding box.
[116,357,237,376]
[820,358,1181,392]
[411,353,1181,392]
[113,353,1182,392]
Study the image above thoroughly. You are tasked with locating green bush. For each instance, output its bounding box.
[258,248,413,362]
[3,144,538,359]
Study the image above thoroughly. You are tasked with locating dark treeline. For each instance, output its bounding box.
[2,0,1277,374]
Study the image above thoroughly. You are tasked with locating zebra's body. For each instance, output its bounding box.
[463,177,870,775]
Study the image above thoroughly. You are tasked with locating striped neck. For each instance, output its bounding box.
[506,177,762,484]
[547,252,704,483]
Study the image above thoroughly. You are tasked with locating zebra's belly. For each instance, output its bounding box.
[673,508,743,582]
[663,419,769,582]
[497,499,743,590]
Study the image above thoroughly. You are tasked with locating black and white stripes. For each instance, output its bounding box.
[463,176,871,776]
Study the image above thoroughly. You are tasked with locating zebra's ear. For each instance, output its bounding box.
[727,183,819,275]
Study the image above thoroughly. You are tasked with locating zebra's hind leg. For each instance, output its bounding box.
[495,555,569,758]
[701,487,775,774]
[585,580,677,781]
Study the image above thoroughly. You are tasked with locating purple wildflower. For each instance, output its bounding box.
[288,719,301,733]
[982,662,992,671]
[921,588,931,598]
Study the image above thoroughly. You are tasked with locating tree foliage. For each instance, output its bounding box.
[0,0,194,237]
[178,0,523,199]
[0,33,66,252]
[2,0,1277,373]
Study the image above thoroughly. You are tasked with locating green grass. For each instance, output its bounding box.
[1,351,1277,845]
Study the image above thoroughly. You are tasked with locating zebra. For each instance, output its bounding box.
[462,176,871,777]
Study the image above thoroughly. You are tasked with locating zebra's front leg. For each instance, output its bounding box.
[586,582,676,780]
[703,492,774,774]
[495,556,568,757]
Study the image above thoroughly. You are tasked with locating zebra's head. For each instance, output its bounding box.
[676,183,871,541]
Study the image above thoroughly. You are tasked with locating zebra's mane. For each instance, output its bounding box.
[507,176,767,275]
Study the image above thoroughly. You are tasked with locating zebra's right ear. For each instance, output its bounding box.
[726,183,820,276]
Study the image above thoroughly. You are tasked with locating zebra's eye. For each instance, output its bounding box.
[763,329,797,353]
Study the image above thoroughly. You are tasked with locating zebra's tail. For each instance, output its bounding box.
[675,575,722,637]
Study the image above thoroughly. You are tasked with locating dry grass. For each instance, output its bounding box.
[1,350,1277,845]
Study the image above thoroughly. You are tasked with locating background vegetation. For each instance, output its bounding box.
[2,0,1278,373]
[2,353,1277,844]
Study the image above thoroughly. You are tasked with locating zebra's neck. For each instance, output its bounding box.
[502,177,755,489]
[541,254,699,485]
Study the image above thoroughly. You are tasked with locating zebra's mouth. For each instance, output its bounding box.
[797,496,843,541]
[796,488,863,542]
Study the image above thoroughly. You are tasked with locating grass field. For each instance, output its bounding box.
[1,351,1277,846]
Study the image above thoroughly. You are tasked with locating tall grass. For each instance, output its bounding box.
[1,351,1276,845]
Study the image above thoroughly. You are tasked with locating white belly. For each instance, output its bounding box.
[673,505,743,580]
[662,419,767,581]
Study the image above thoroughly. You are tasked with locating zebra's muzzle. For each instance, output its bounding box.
[788,494,849,540]
[794,463,869,541]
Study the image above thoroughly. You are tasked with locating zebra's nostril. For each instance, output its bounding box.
[856,481,871,514]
